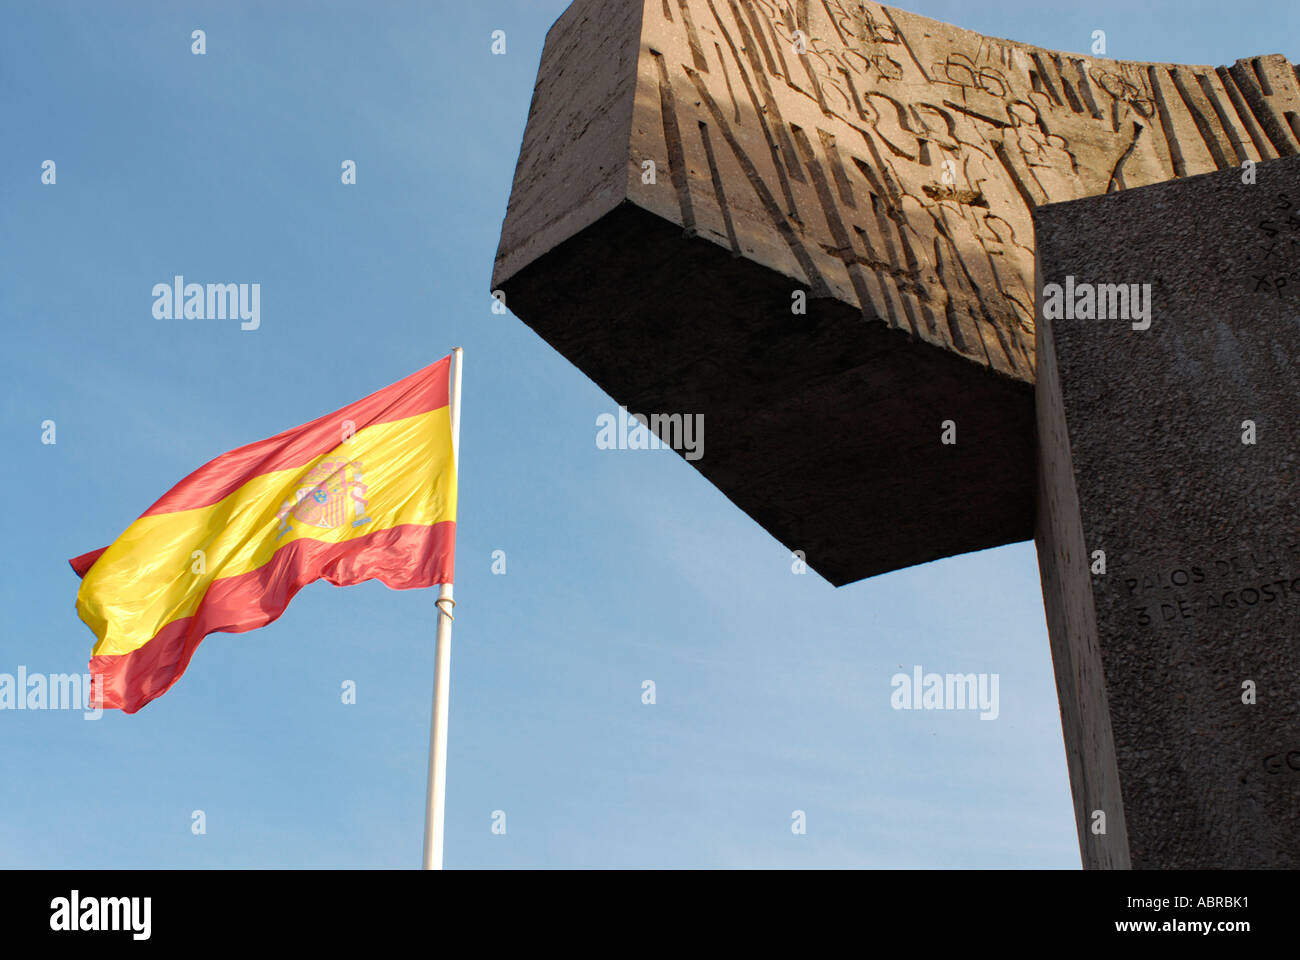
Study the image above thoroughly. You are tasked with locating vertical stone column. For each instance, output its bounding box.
[1034,155,1300,868]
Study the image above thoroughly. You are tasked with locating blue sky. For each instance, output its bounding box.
[1,0,1294,869]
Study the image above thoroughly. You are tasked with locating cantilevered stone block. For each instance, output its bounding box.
[1035,154,1300,868]
[493,0,1300,585]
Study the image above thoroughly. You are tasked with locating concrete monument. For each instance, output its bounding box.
[492,0,1300,867]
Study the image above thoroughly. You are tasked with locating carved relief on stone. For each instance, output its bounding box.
[626,1,1300,379]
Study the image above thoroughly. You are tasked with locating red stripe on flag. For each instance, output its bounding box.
[70,547,109,578]
[140,358,450,517]
[87,521,456,713]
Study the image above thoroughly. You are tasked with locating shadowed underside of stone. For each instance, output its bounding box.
[493,0,1300,585]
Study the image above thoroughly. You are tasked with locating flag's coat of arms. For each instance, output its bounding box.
[69,358,457,713]
[277,458,371,537]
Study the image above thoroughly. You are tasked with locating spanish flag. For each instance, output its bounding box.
[69,357,458,713]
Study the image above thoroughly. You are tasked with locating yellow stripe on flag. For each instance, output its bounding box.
[78,407,456,657]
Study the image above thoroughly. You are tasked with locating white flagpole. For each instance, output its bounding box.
[422,347,462,870]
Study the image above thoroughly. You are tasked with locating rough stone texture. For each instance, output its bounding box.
[494,0,1300,584]
[1034,154,1300,868]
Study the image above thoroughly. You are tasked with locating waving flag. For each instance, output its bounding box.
[69,357,458,713]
